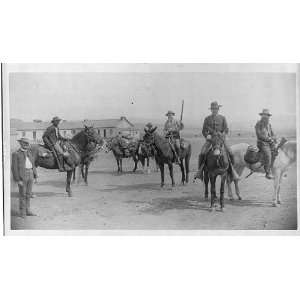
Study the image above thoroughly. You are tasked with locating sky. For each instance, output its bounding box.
[9,70,296,131]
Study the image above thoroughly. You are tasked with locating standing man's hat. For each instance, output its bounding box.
[259,109,272,116]
[209,101,222,109]
[51,116,62,123]
[17,137,30,144]
[165,110,175,116]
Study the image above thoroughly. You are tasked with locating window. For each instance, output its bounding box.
[98,129,100,135]
[71,129,76,135]
[22,131,26,137]
[103,129,106,138]
[109,129,113,136]
[33,131,36,140]
[63,130,67,137]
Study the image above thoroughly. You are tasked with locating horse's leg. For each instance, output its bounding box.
[72,167,76,182]
[227,177,234,200]
[185,155,190,183]
[204,170,209,200]
[84,162,90,185]
[220,175,226,211]
[117,158,120,173]
[133,156,138,173]
[147,157,151,174]
[210,175,217,210]
[180,158,185,185]
[66,171,73,197]
[81,164,85,178]
[273,169,282,206]
[234,180,242,200]
[168,163,175,187]
[159,163,165,188]
[120,158,123,173]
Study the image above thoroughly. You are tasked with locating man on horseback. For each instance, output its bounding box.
[255,109,277,179]
[163,110,184,164]
[117,131,131,156]
[42,116,68,172]
[196,101,238,180]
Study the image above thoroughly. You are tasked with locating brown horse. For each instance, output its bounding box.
[72,139,107,185]
[29,126,102,196]
[105,137,142,173]
[202,134,230,212]
[143,127,191,187]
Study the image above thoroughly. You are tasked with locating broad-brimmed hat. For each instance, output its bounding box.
[259,109,272,116]
[145,122,153,128]
[17,137,30,144]
[209,101,222,110]
[165,110,175,116]
[51,116,62,123]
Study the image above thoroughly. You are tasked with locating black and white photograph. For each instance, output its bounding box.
[2,63,298,233]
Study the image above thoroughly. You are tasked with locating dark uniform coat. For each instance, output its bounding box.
[42,125,64,148]
[202,114,229,138]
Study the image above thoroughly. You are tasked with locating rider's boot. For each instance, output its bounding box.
[57,155,65,172]
[265,166,274,180]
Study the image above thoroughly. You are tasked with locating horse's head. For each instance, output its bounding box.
[83,125,102,145]
[143,126,157,146]
[210,133,224,156]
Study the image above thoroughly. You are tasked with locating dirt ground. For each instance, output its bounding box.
[10,137,297,231]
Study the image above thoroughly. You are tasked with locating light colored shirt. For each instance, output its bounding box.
[164,119,182,133]
[55,127,59,138]
[20,148,33,169]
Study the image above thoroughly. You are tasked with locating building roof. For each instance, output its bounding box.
[10,117,135,131]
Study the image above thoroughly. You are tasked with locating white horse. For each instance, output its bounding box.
[227,140,297,206]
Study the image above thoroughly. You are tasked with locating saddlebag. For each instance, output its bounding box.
[244,145,261,164]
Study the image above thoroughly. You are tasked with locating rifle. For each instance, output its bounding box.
[180,100,184,123]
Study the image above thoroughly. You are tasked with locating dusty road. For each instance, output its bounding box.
[10,137,297,231]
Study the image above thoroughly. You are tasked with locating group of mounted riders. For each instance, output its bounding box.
[37,100,277,179]
[12,100,278,217]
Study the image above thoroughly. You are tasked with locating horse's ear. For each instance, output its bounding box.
[84,125,88,129]
[150,126,157,133]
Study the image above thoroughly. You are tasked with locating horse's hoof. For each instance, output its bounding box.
[277,200,281,205]
[85,182,88,186]
[209,206,215,212]
[238,196,242,201]
[272,202,278,207]
[220,207,225,212]
[68,192,73,197]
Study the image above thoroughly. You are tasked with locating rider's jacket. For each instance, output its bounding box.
[42,125,65,148]
[255,120,275,146]
[202,114,228,138]
[164,119,184,135]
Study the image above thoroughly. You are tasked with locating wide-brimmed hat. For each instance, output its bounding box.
[51,116,62,123]
[145,122,153,128]
[17,137,30,144]
[165,110,175,116]
[259,109,272,116]
[209,101,222,110]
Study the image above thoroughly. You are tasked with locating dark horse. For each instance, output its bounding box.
[29,126,102,196]
[143,126,191,187]
[105,137,142,173]
[202,134,230,212]
[72,139,106,185]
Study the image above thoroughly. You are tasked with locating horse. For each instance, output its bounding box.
[201,134,230,212]
[227,138,297,207]
[137,140,159,174]
[29,126,102,196]
[105,137,141,173]
[72,139,107,185]
[142,127,191,187]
